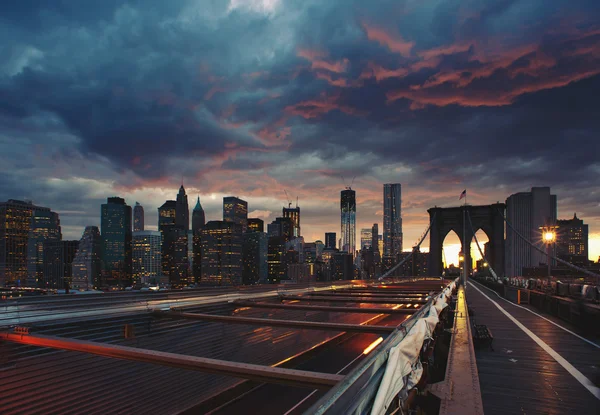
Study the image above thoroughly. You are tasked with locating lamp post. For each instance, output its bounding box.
[540,226,557,279]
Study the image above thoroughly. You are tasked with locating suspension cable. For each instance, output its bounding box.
[466,211,499,280]
[497,208,600,279]
[379,213,436,279]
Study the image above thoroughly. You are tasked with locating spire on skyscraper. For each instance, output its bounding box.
[194,196,203,211]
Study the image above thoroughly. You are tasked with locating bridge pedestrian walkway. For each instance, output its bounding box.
[466,280,600,415]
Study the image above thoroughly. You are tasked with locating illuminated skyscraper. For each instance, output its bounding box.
[0,200,37,287]
[243,219,267,285]
[72,226,102,291]
[283,206,300,238]
[556,213,588,266]
[383,184,403,258]
[340,189,356,255]
[27,207,61,287]
[158,200,188,287]
[201,221,243,286]
[223,196,248,232]
[101,197,132,287]
[133,202,145,232]
[132,231,162,285]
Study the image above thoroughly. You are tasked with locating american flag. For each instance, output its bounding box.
[459,189,466,200]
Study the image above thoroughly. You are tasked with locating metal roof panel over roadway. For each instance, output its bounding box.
[0,332,344,390]
[231,300,417,314]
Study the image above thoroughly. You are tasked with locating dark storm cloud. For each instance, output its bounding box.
[1,0,599,246]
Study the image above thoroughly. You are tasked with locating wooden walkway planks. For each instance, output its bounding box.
[466,280,600,415]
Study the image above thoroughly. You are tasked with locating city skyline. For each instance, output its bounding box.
[1,1,599,265]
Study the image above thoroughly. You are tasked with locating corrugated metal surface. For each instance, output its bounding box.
[1,292,383,415]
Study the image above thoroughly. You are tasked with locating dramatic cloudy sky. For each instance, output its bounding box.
[1,0,599,264]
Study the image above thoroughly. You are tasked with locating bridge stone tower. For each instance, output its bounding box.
[428,203,505,278]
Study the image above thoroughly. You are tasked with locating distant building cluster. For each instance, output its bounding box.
[0,182,409,290]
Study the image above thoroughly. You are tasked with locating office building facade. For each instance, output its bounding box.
[283,206,300,238]
[0,200,37,287]
[27,207,61,287]
[132,231,162,285]
[340,189,356,255]
[243,228,268,285]
[556,213,589,266]
[505,187,557,277]
[223,197,248,232]
[133,202,145,232]
[325,232,336,250]
[201,221,243,286]
[72,226,102,291]
[159,200,188,287]
[100,197,132,287]
[42,240,79,289]
[360,228,372,250]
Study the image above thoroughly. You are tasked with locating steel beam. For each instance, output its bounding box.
[232,300,417,314]
[0,332,343,390]
[280,295,427,305]
[159,311,396,334]
[309,292,425,298]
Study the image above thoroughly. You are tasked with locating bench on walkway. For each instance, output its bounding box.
[469,306,494,351]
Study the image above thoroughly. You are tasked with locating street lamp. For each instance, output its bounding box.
[540,225,558,279]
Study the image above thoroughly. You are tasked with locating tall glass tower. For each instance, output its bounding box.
[340,189,356,256]
[383,184,403,258]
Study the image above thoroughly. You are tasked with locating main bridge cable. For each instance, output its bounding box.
[496,208,600,280]
[379,213,436,279]
[466,211,499,280]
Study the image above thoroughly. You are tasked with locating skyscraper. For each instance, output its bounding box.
[133,202,145,232]
[556,213,588,266]
[243,219,267,285]
[248,218,264,233]
[505,187,557,277]
[360,228,372,250]
[192,196,206,282]
[325,232,337,250]
[72,226,102,291]
[158,200,188,287]
[340,189,356,255]
[383,184,403,259]
[132,231,162,285]
[223,196,248,232]
[371,223,379,259]
[0,200,37,287]
[201,221,243,286]
[100,197,132,287]
[176,185,189,231]
[283,206,300,238]
[27,207,61,287]
[42,240,79,290]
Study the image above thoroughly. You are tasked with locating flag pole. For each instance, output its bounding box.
[463,189,467,285]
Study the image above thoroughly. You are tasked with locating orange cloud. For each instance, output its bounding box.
[285,91,367,119]
[360,62,409,82]
[297,48,349,73]
[362,23,414,56]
